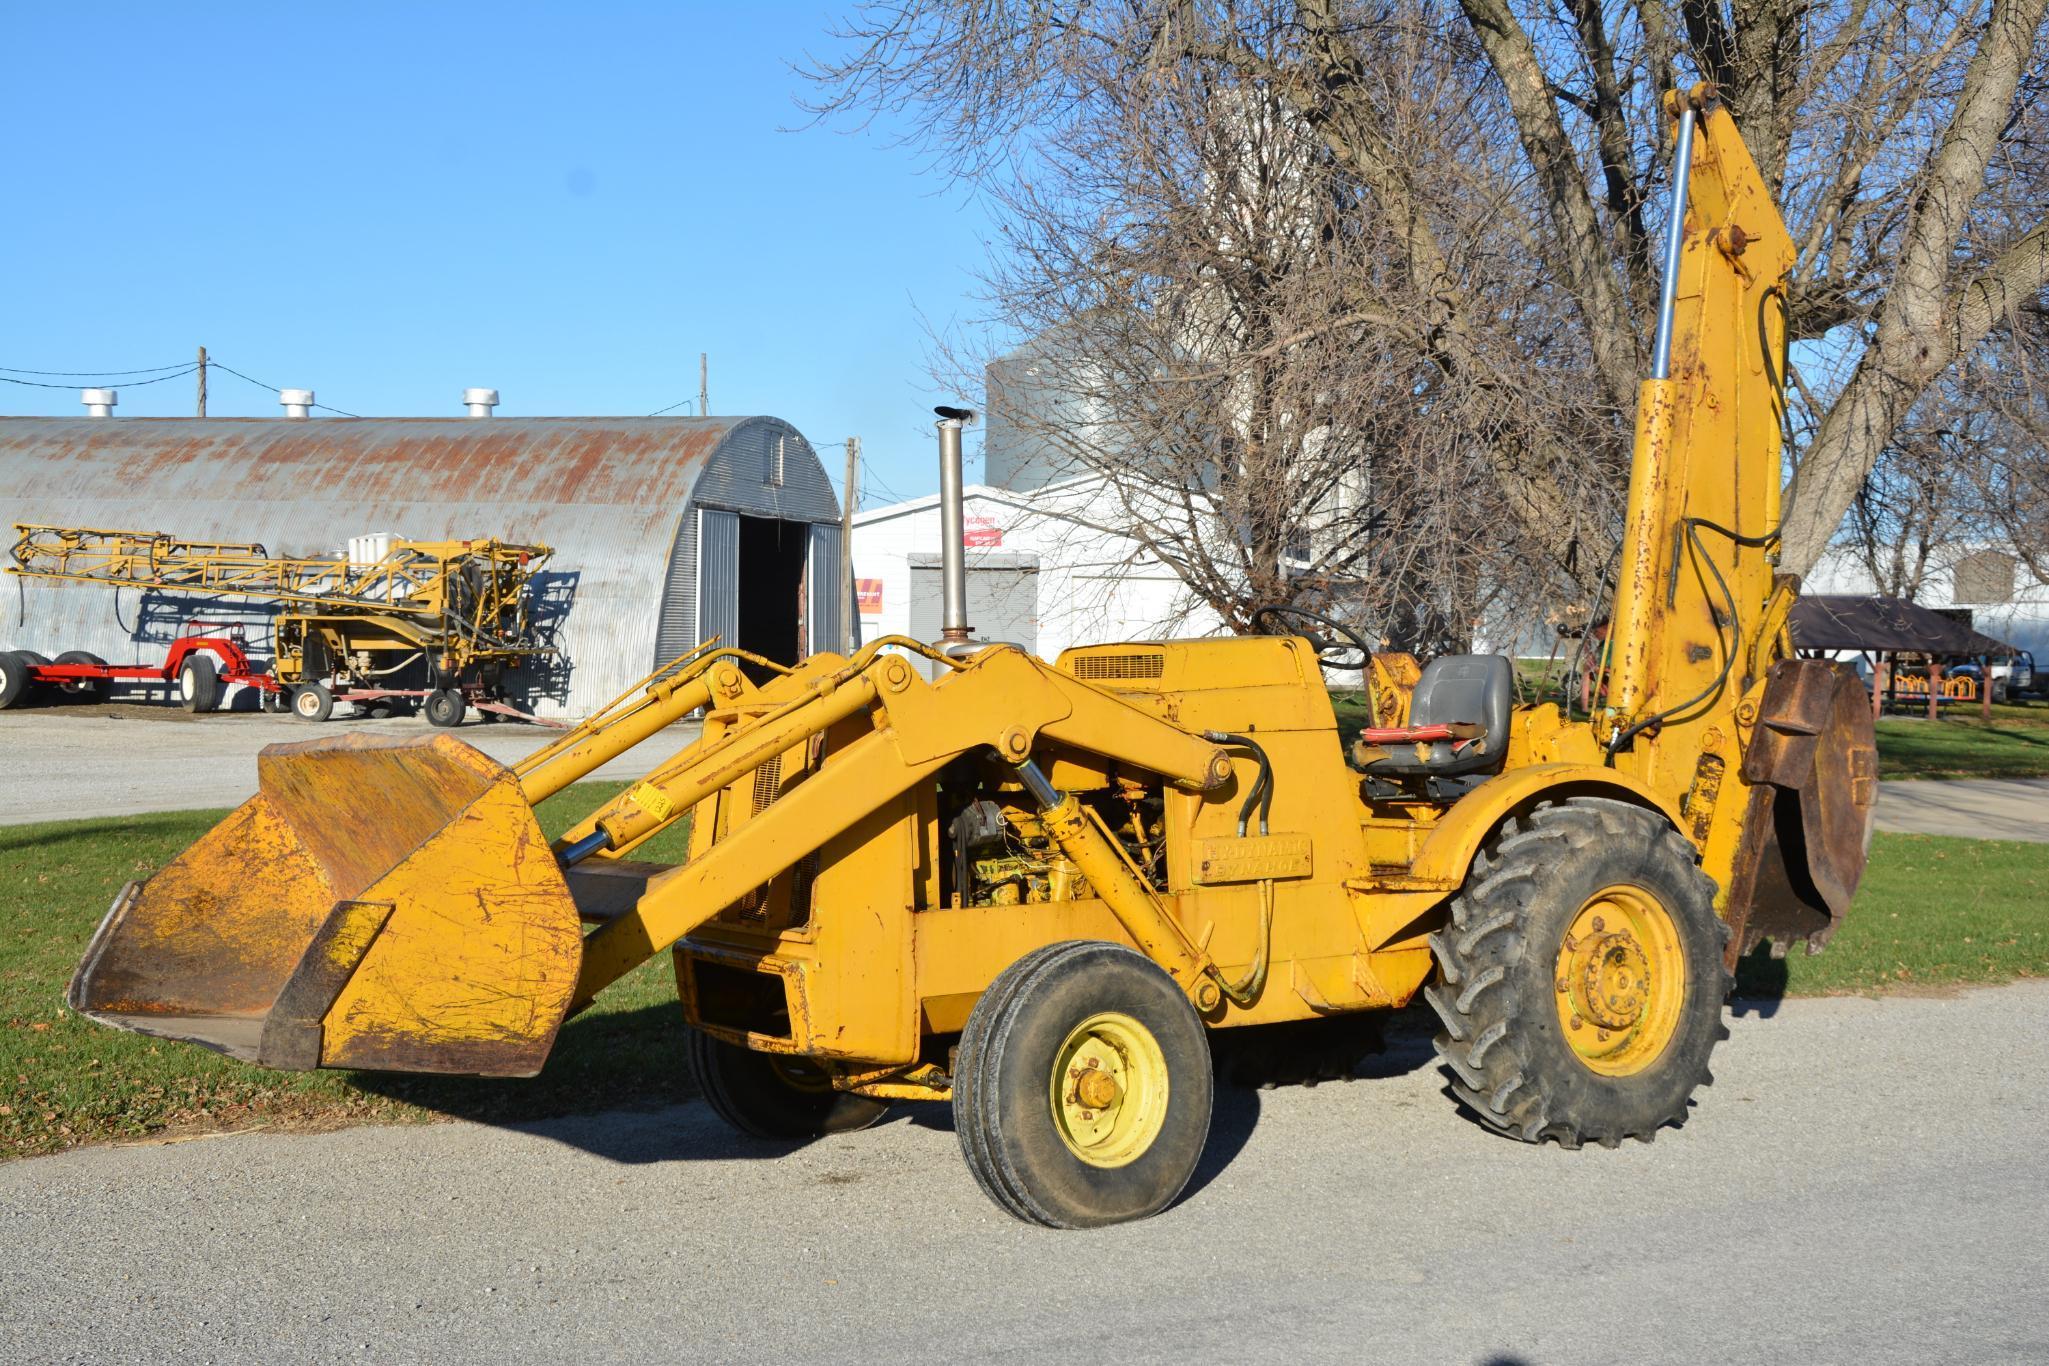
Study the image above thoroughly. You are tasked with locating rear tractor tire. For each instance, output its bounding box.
[954,940,1213,1229]
[53,650,108,701]
[291,683,334,723]
[687,1029,888,1140]
[1426,796,1731,1150]
[177,654,220,713]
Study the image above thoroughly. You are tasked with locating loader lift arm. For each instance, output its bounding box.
[69,636,1235,1076]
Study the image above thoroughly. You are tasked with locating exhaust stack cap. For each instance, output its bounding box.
[80,388,118,417]
[463,387,499,418]
[279,389,315,419]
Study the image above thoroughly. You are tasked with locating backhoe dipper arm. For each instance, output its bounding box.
[1604,86,1796,767]
[568,644,1232,1012]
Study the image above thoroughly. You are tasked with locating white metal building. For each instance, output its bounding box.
[850,473,1224,668]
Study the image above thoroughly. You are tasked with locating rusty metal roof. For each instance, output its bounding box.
[0,416,835,716]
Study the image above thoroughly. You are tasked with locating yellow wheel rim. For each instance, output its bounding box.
[1049,1011,1169,1169]
[1552,884,1686,1076]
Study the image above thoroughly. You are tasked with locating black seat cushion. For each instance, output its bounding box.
[1366,655,1513,778]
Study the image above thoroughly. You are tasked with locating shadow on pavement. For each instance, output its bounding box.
[1730,945,1791,1017]
[346,1004,1451,1183]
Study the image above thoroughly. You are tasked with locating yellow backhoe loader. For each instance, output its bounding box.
[69,88,1875,1228]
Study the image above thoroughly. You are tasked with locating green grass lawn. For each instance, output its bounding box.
[1874,702,2049,779]
[1735,834,2049,995]
[5,787,2044,1161]
[0,783,695,1161]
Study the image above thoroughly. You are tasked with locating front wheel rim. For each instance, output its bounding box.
[1552,884,1687,1076]
[1049,1011,1170,1169]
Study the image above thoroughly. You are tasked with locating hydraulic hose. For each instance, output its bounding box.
[1203,731,1273,836]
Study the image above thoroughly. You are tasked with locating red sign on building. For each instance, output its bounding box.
[855,578,884,613]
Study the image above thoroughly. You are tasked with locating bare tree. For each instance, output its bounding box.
[808,0,2049,626]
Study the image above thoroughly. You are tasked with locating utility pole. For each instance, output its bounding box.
[699,353,709,418]
[196,346,207,417]
[842,436,860,650]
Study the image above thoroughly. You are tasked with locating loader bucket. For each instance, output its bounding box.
[1724,659,1880,963]
[68,733,582,1077]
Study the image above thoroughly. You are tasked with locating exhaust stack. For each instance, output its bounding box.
[80,389,117,417]
[463,388,498,418]
[279,389,314,419]
[933,405,977,649]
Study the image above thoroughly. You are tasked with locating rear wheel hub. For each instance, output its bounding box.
[1553,886,1685,1076]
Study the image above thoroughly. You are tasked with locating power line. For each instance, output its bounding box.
[2,355,358,416]
[0,361,194,377]
[209,361,360,417]
[1,365,199,390]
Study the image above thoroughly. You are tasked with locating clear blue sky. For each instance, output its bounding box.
[0,2,997,501]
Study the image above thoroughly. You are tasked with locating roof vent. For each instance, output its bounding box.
[463,387,498,418]
[80,388,117,418]
[279,389,314,420]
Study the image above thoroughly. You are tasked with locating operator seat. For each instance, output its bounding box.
[1356,655,1514,792]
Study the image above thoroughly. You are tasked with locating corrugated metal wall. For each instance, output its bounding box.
[694,508,740,653]
[0,415,838,716]
[807,523,844,654]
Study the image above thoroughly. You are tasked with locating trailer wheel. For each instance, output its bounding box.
[291,683,334,722]
[0,652,32,710]
[1424,796,1730,1150]
[686,1029,888,1140]
[424,688,466,728]
[954,940,1212,1229]
[53,651,108,700]
[178,655,220,713]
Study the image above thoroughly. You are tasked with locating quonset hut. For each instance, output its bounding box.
[0,415,844,717]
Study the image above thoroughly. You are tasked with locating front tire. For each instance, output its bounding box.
[291,682,334,722]
[687,1029,887,1140]
[424,688,466,728]
[955,940,1213,1229]
[178,654,220,712]
[0,652,33,710]
[1426,797,1730,1149]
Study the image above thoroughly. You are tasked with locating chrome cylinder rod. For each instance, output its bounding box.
[933,406,976,646]
[1649,105,1698,382]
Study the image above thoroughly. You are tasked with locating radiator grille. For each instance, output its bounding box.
[734,756,786,923]
[1072,652,1165,681]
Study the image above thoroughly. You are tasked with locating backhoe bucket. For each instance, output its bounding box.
[68,733,582,1077]
[1725,659,1880,963]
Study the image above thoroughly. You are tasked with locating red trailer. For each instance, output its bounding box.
[1,620,557,726]
[0,622,281,713]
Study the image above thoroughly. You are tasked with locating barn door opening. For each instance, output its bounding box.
[736,515,808,669]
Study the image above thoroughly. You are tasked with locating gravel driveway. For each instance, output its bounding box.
[4,982,2045,1365]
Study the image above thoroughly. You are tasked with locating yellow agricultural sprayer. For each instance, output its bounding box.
[7,525,551,724]
[69,89,1875,1228]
